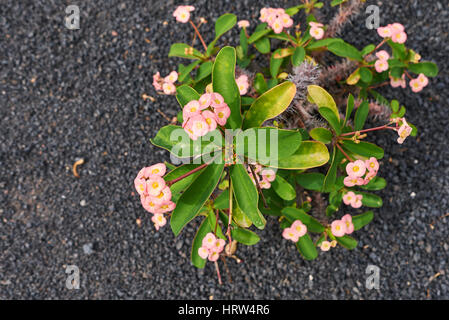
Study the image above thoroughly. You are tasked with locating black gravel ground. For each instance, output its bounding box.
[1,0,448,299]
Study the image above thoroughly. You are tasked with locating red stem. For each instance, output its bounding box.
[165,163,208,186]
[340,125,396,137]
[189,20,207,51]
[335,142,354,162]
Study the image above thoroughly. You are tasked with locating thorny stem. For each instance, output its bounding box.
[214,261,223,285]
[368,81,389,90]
[404,70,414,80]
[189,20,207,51]
[335,142,354,162]
[340,124,396,137]
[249,164,268,208]
[165,163,208,186]
[365,39,387,57]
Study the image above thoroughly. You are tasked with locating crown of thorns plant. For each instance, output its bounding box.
[134,1,438,284]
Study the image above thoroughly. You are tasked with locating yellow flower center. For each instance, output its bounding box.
[196,122,203,129]
[353,166,359,172]
[152,168,159,174]
[218,112,224,118]
[206,118,212,125]
[214,99,221,104]
[152,182,159,189]
[157,191,164,199]
[295,226,302,232]
[335,225,341,231]
[190,107,197,112]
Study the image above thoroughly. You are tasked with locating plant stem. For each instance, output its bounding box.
[189,20,207,51]
[340,125,395,137]
[249,164,268,208]
[335,142,354,162]
[165,162,208,186]
[214,209,219,235]
[365,39,387,57]
[226,173,233,245]
[214,261,223,285]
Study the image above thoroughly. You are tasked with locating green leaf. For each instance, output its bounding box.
[231,227,260,245]
[361,44,375,56]
[322,147,342,193]
[253,73,268,94]
[336,235,357,250]
[213,189,229,210]
[178,61,201,83]
[357,192,383,208]
[296,234,318,260]
[164,164,205,202]
[176,85,200,107]
[360,177,386,191]
[331,0,348,6]
[215,13,237,39]
[235,127,302,164]
[343,93,355,127]
[327,41,363,61]
[195,61,213,82]
[285,4,305,16]
[170,163,225,236]
[352,211,374,231]
[342,140,384,159]
[306,38,342,50]
[230,164,266,229]
[282,207,325,233]
[318,107,341,135]
[387,40,406,60]
[243,81,296,129]
[150,125,223,158]
[212,47,242,129]
[191,217,212,268]
[248,28,271,44]
[354,100,369,131]
[232,203,252,228]
[359,67,373,83]
[270,49,284,78]
[272,175,296,201]
[408,62,438,77]
[241,96,255,106]
[307,85,339,120]
[277,141,330,170]
[240,29,248,56]
[207,210,226,240]
[291,46,306,66]
[254,37,271,54]
[169,43,203,59]
[296,172,325,191]
[309,127,333,144]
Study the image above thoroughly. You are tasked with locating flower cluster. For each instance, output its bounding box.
[259,8,293,34]
[331,214,354,237]
[393,117,412,144]
[309,22,324,40]
[409,73,429,93]
[134,163,176,230]
[152,71,178,94]
[198,233,226,262]
[282,220,308,242]
[374,50,390,73]
[377,22,407,44]
[182,92,231,140]
[173,5,195,23]
[343,191,363,208]
[319,240,337,252]
[248,165,276,189]
[236,75,249,95]
[344,157,379,188]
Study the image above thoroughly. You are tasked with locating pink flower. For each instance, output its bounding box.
[291,220,307,237]
[183,100,201,120]
[310,26,324,40]
[198,246,209,259]
[211,239,226,253]
[320,241,331,252]
[409,78,423,93]
[151,213,167,231]
[141,195,159,214]
[238,20,250,28]
[351,194,363,208]
[390,74,406,88]
[173,6,194,23]
[152,72,162,90]
[417,73,429,87]
[309,22,324,28]
[156,201,176,214]
[210,93,225,108]
[259,8,269,22]
[208,251,220,262]
[342,214,354,234]
[363,170,377,185]
[280,14,293,28]
[374,59,389,73]
[346,160,367,178]
[343,191,357,206]
[190,114,209,137]
[259,179,271,189]
[202,233,217,249]
[164,71,178,83]
[397,119,412,144]
[199,93,212,109]
[390,23,405,33]
[271,18,284,33]
[201,110,218,131]
[365,157,379,173]
[377,26,392,38]
[146,176,166,196]
[261,169,276,182]
[214,105,231,126]
[162,82,176,95]
[147,163,166,177]
[376,50,390,61]
[135,177,147,195]
[152,186,172,205]
[183,118,198,140]
[331,220,346,237]
[282,227,299,242]
[391,31,407,44]
[236,75,249,95]
[331,240,337,247]
[343,176,364,187]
